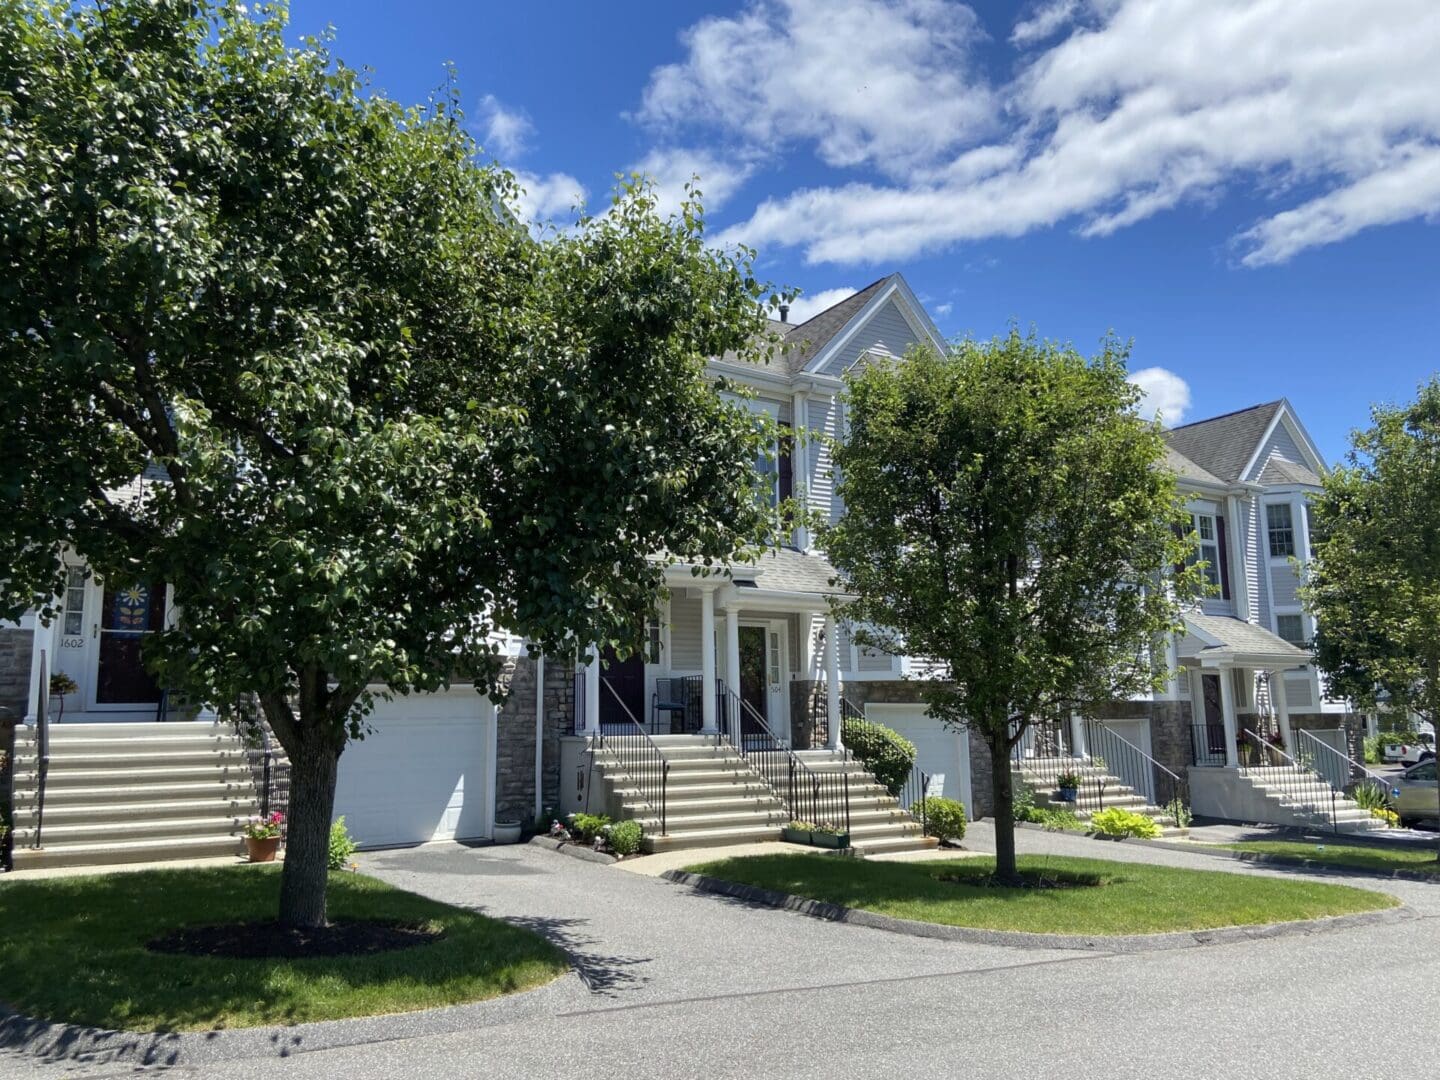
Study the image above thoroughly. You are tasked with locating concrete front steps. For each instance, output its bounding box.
[1014,757,1185,836]
[8,722,260,869]
[792,749,938,854]
[1235,765,1386,834]
[592,735,935,854]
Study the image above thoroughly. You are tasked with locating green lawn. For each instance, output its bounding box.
[0,865,567,1031]
[683,853,1397,935]
[1218,840,1440,876]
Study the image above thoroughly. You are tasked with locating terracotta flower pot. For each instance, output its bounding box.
[245,836,281,863]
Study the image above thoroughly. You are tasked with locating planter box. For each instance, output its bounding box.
[1055,787,1078,802]
[782,827,850,849]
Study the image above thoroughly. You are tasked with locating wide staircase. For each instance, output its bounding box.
[589,733,935,855]
[9,722,261,869]
[1013,755,1181,834]
[1232,763,1385,834]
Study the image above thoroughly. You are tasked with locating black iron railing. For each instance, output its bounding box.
[1295,728,1390,807]
[1010,718,1105,807]
[838,700,932,827]
[1239,728,1339,832]
[595,678,670,834]
[32,649,50,849]
[1084,719,1189,823]
[721,688,850,836]
[1190,722,1229,767]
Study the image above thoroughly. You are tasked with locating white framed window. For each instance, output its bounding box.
[1275,613,1306,646]
[1189,513,1221,589]
[768,630,782,687]
[61,566,86,637]
[1267,503,1295,558]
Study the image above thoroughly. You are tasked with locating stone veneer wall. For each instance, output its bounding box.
[1289,711,1365,761]
[837,679,996,819]
[1088,698,1195,780]
[0,628,32,723]
[492,654,576,827]
[789,679,825,749]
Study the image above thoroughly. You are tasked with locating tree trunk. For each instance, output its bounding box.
[277,726,341,929]
[990,726,1023,886]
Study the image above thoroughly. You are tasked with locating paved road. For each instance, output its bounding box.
[6,826,1440,1079]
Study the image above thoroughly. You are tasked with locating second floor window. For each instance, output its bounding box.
[1190,513,1221,590]
[755,424,794,522]
[1275,613,1305,646]
[1267,503,1295,558]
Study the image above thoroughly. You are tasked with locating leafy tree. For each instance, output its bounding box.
[1302,379,1440,749]
[822,334,1204,883]
[0,0,776,925]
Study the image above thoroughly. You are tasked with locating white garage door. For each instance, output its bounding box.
[333,687,494,848]
[864,703,973,814]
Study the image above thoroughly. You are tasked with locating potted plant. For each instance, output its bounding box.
[493,819,523,845]
[242,811,284,862]
[1055,772,1081,802]
[48,672,78,721]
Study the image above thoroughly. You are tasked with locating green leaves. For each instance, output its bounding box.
[823,331,1202,737]
[1302,378,1440,724]
[0,0,773,738]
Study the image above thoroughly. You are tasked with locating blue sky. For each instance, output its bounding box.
[285,0,1440,463]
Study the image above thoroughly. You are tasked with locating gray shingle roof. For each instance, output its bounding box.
[777,276,893,375]
[1258,456,1322,487]
[1164,445,1224,488]
[740,547,841,595]
[1185,611,1310,663]
[1164,402,1282,483]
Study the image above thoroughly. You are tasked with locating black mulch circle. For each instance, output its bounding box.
[146,919,444,960]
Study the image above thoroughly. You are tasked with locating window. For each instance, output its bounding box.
[1267,503,1295,558]
[1189,513,1221,589]
[754,423,794,536]
[645,614,664,665]
[62,566,85,637]
[1275,614,1305,646]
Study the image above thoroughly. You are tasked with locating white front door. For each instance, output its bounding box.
[50,563,93,716]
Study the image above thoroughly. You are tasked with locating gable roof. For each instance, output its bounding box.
[778,276,893,375]
[1163,401,1283,484]
[1164,444,1224,489]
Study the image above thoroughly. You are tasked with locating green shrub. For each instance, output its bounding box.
[1350,779,1391,812]
[327,816,358,870]
[605,819,643,855]
[911,796,967,842]
[1165,798,1193,829]
[568,812,611,844]
[1031,806,1083,831]
[1089,807,1161,839]
[842,718,917,796]
[1013,781,1037,819]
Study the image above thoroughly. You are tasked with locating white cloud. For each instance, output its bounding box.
[669,0,1440,267]
[637,0,995,180]
[1010,0,1080,47]
[782,286,860,324]
[507,170,588,226]
[627,147,756,216]
[1128,367,1191,427]
[934,301,954,317]
[475,94,534,160]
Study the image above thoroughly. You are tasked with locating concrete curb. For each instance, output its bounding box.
[526,835,618,864]
[661,869,1412,954]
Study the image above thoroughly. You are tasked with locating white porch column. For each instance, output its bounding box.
[1068,712,1089,758]
[724,604,741,741]
[700,586,717,734]
[22,611,46,725]
[1217,665,1239,768]
[1271,670,1294,753]
[824,613,842,750]
[583,644,601,735]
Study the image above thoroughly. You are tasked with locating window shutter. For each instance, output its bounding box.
[1216,515,1232,600]
[778,426,793,505]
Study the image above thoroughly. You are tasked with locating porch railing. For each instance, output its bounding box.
[32,649,50,849]
[721,688,850,837]
[1190,722,1229,767]
[1239,728,1340,832]
[1010,718,1110,808]
[837,699,931,832]
[1294,728,1391,812]
[595,678,670,835]
[1083,718,1189,821]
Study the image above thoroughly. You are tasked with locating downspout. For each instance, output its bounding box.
[534,651,545,825]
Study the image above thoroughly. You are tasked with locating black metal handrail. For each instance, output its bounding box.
[722,688,850,836]
[1240,728,1338,833]
[1084,719,1189,824]
[1295,728,1390,803]
[595,678,670,835]
[1190,722,1229,767]
[32,649,50,849]
[1010,718,1111,810]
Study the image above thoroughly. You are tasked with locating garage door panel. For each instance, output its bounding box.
[333,691,492,849]
[863,703,973,814]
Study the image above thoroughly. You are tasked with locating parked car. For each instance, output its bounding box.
[1392,759,1439,827]
[1382,731,1435,764]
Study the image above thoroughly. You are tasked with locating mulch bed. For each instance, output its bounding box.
[935,871,1106,890]
[147,918,444,960]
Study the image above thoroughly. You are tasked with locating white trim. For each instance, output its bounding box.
[1238,400,1328,483]
[804,276,948,376]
